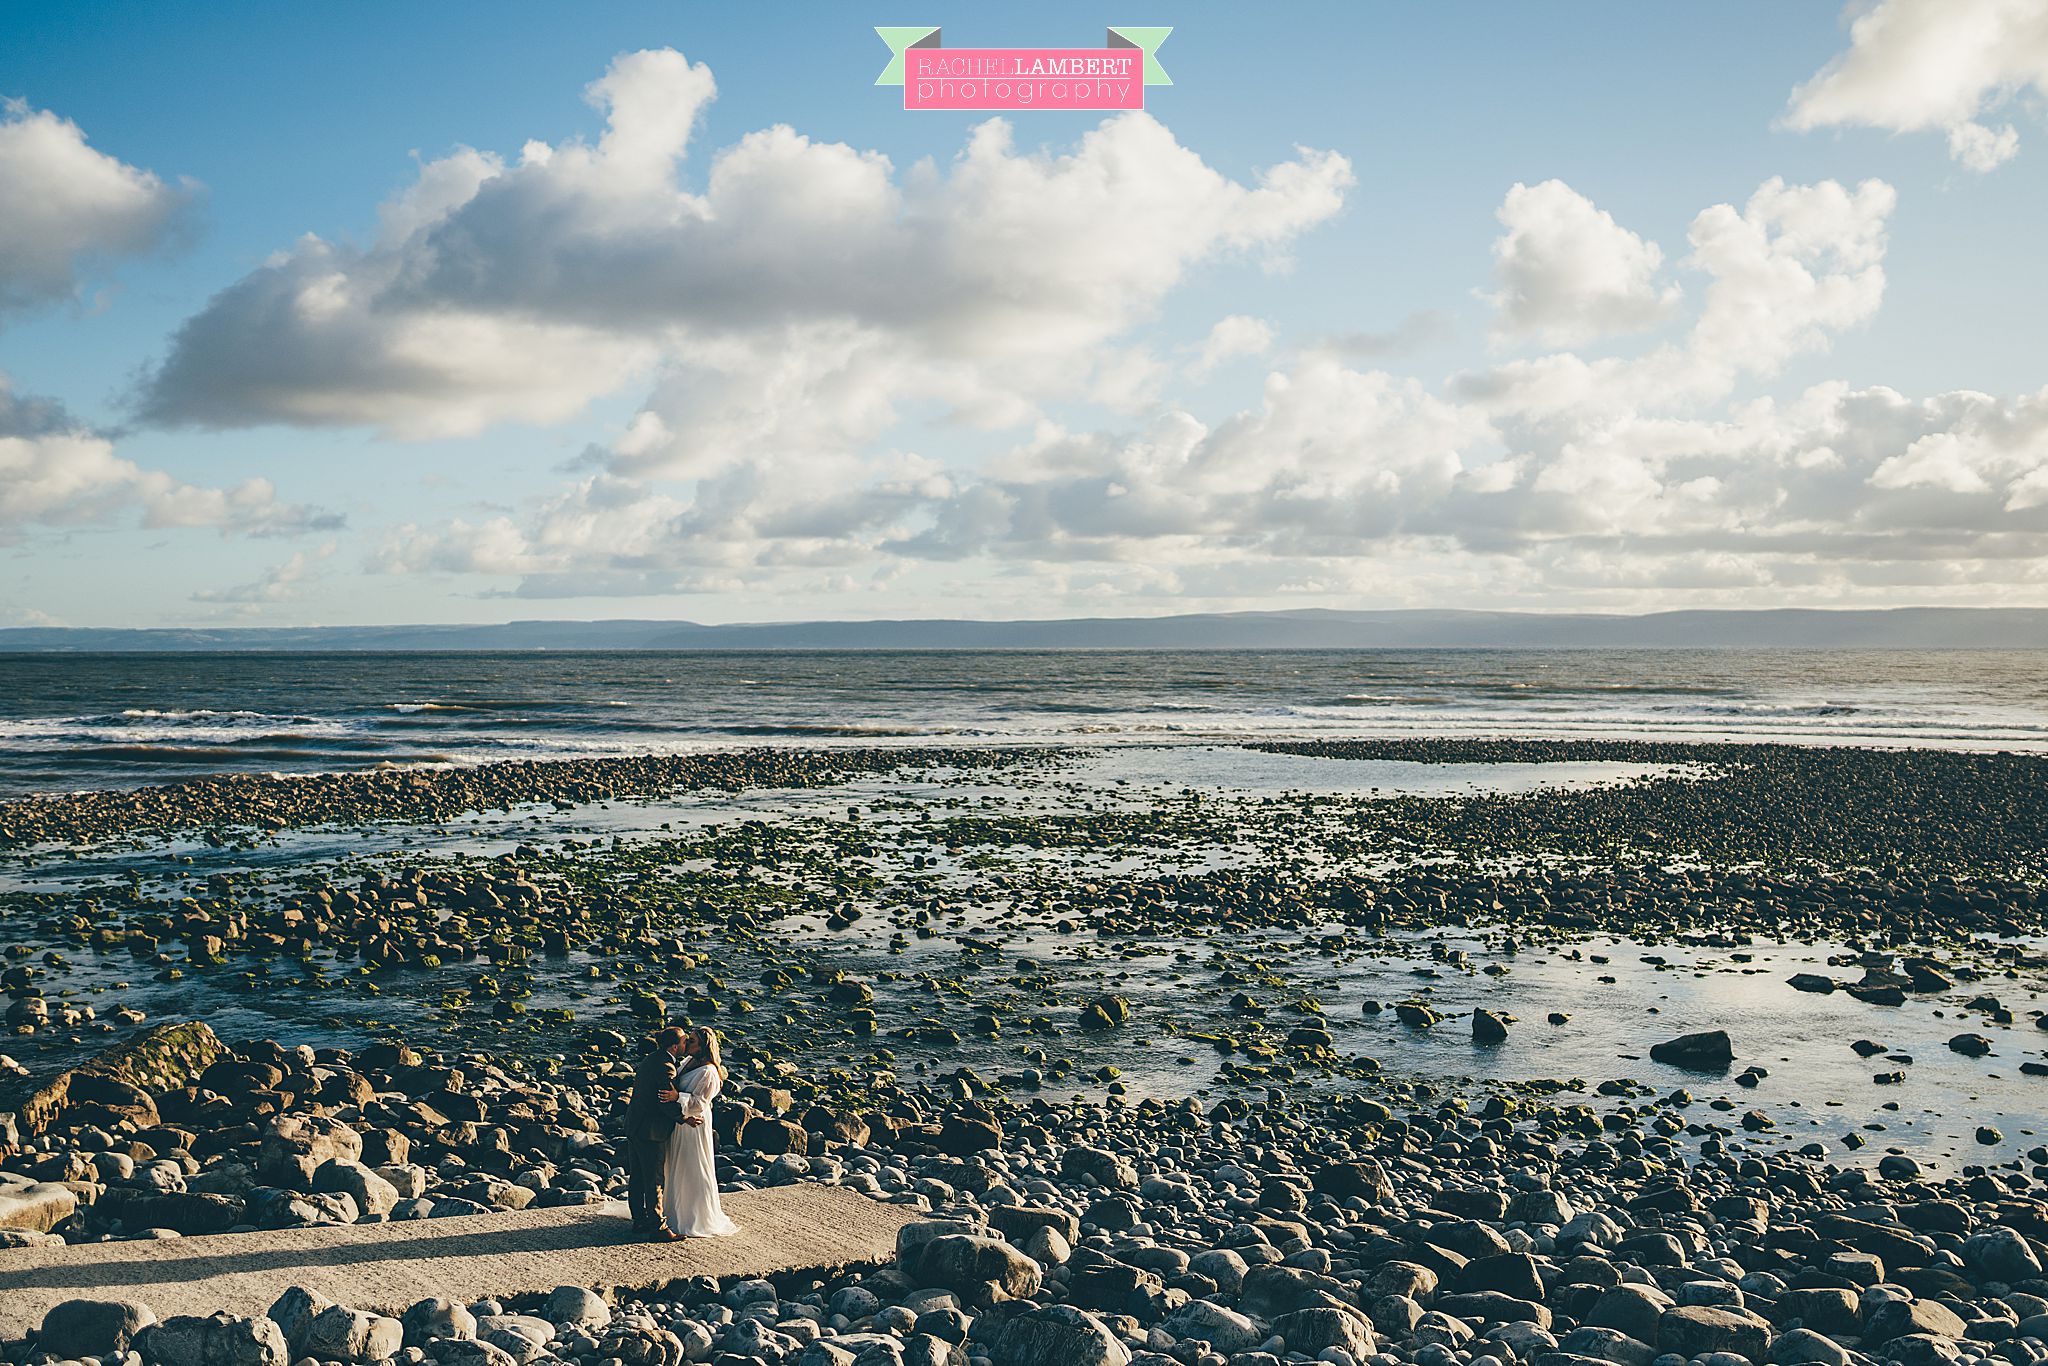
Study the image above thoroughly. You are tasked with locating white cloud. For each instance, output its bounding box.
[0,105,331,554]
[0,98,194,316]
[1487,180,1681,345]
[0,427,332,543]
[142,49,1352,446]
[370,173,2048,607]
[1190,315,1274,376]
[193,542,337,608]
[1787,0,2048,171]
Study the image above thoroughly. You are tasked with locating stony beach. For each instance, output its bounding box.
[6,737,2048,1366]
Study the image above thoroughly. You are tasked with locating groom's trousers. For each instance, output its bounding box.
[626,1137,665,1231]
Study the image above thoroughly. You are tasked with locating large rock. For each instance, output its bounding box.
[1240,1262,1360,1320]
[8,1021,226,1135]
[1557,1326,1657,1366]
[1963,1226,2043,1282]
[1772,1288,1860,1337]
[0,1179,76,1232]
[1658,1306,1771,1361]
[973,1303,1131,1366]
[38,1299,159,1359]
[1275,1306,1376,1358]
[98,1188,244,1235]
[1588,1285,1673,1343]
[1060,1146,1139,1190]
[259,1113,362,1187]
[1160,1299,1263,1353]
[476,1314,555,1363]
[988,1205,1082,1245]
[138,1312,289,1366]
[403,1297,479,1346]
[1650,1030,1734,1070]
[303,1305,404,1363]
[1312,1160,1394,1204]
[1460,1251,1546,1301]
[313,1158,399,1218]
[1770,1329,1850,1366]
[1864,1299,1966,1345]
[546,1286,610,1329]
[910,1233,1042,1302]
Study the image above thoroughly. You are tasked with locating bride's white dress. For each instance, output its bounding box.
[663,1063,739,1237]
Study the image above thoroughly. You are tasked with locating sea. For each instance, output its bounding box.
[1,648,2046,796]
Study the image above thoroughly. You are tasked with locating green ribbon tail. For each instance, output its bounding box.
[875,27,940,86]
[1107,26,1172,86]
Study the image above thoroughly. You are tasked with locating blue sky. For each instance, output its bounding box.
[3,0,2046,626]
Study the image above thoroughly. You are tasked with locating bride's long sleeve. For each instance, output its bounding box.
[679,1065,722,1121]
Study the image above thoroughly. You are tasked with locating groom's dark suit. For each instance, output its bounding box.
[624,1044,683,1233]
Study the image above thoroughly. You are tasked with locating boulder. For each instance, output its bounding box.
[1650,1030,1734,1070]
[1864,1299,1966,1345]
[301,1305,403,1364]
[403,1297,479,1346]
[1160,1299,1263,1352]
[546,1286,610,1329]
[1963,1226,2043,1282]
[38,1298,159,1359]
[259,1113,362,1187]
[910,1233,1042,1302]
[1658,1306,1771,1362]
[1557,1326,1657,1366]
[973,1303,1131,1366]
[1078,995,1129,1030]
[0,1179,76,1232]
[1275,1305,1376,1358]
[313,1158,399,1218]
[1770,1329,1851,1366]
[138,1312,288,1366]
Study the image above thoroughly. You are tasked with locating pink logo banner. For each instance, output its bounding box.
[904,47,1144,110]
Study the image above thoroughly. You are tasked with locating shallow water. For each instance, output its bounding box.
[8,743,2045,1175]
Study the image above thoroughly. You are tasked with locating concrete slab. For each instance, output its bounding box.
[0,1184,916,1339]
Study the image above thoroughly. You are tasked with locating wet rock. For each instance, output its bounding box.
[1649,1030,1734,1070]
[1079,995,1130,1031]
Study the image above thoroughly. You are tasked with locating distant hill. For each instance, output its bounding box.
[2,608,2044,652]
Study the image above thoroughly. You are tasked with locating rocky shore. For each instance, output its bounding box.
[0,747,1029,850]
[9,1021,2048,1366]
[8,738,2048,1366]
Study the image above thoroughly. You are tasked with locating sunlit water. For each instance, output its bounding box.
[8,745,2045,1174]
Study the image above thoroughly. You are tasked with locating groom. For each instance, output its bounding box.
[625,1025,689,1238]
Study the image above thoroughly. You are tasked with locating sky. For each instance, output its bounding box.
[3,0,2048,628]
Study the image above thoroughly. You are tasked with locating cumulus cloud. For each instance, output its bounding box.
[1487,180,1681,345]
[0,104,336,552]
[1788,0,2048,170]
[0,424,334,543]
[141,49,1352,444]
[0,98,194,316]
[372,172,2048,605]
[1189,316,1274,376]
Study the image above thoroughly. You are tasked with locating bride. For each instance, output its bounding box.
[662,1026,740,1238]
